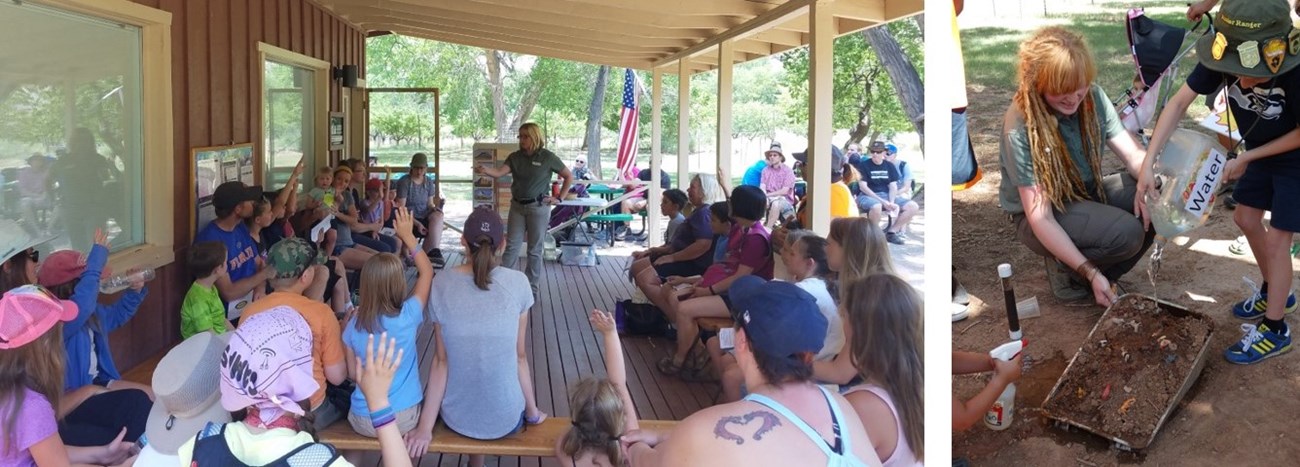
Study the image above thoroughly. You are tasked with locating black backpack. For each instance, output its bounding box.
[615,299,669,336]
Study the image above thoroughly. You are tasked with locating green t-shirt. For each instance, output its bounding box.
[998,84,1125,214]
[180,282,227,339]
[504,148,565,201]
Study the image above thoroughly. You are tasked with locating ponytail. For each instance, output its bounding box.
[470,238,497,291]
[792,232,839,303]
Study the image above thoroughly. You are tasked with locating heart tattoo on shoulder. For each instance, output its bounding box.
[713,411,783,445]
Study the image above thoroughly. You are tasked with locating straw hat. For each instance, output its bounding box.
[144,331,233,454]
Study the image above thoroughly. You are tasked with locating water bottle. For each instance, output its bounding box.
[100,268,155,294]
[984,339,1025,431]
[1147,129,1229,239]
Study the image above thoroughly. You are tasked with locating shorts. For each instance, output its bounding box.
[347,405,422,437]
[770,197,795,220]
[653,259,708,279]
[446,411,527,440]
[855,193,911,212]
[1233,161,1300,232]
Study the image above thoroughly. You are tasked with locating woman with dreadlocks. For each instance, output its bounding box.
[998,26,1154,307]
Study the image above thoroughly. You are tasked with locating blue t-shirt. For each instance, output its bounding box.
[742,160,766,187]
[194,221,258,284]
[343,296,425,416]
[712,234,729,263]
[669,204,715,268]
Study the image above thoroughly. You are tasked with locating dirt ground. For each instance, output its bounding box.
[953,88,1300,465]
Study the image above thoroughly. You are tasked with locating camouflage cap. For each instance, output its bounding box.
[266,238,323,279]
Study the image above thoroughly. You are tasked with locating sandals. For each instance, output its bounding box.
[657,356,684,375]
[525,411,548,425]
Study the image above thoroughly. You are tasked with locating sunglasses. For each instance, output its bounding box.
[870,150,886,154]
[24,249,38,263]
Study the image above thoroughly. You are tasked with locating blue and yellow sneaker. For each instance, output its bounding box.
[1225,322,1291,364]
[1231,277,1298,320]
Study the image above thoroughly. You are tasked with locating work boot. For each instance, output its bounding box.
[1045,257,1090,301]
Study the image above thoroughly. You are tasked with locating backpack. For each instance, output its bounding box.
[615,299,669,336]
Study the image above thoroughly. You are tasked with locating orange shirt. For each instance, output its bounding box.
[240,291,344,408]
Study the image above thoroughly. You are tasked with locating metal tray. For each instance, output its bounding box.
[1040,294,1214,451]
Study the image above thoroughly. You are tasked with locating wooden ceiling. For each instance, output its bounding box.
[318,0,923,73]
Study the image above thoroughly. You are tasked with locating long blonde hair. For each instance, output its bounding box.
[560,378,626,466]
[0,326,65,455]
[1013,26,1105,211]
[828,217,895,300]
[844,275,924,461]
[354,253,406,334]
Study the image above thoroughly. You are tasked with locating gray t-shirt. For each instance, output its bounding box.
[504,148,565,201]
[664,212,685,244]
[395,174,437,218]
[331,189,357,247]
[426,267,535,439]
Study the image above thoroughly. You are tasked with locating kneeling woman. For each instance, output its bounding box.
[406,208,547,466]
[999,26,1153,307]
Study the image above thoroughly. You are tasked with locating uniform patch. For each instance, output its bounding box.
[1213,32,1228,61]
[1265,39,1286,73]
[1239,40,1261,69]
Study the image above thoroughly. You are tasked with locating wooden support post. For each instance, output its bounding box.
[678,60,690,185]
[808,0,835,235]
[649,68,664,247]
[717,40,734,186]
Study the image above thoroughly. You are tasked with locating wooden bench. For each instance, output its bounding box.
[319,418,678,456]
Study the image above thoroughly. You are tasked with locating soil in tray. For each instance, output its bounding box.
[1041,296,1211,445]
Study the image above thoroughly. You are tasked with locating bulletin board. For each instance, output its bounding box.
[192,143,256,240]
[471,142,519,221]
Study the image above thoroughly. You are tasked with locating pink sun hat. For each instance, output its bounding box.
[0,285,80,349]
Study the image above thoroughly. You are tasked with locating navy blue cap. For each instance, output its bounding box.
[728,276,828,358]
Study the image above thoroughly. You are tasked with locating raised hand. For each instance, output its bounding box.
[589,309,616,334]
[94,228,110,249]
[354,332,404,406]
[393,207,417,244]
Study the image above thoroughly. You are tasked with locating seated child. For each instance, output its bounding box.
[181,241,230,339]
[952,350,1023,431]
[555,310,640,467]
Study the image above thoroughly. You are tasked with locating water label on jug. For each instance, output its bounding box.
[1181,148,1226,217]
[985,401,1004,426]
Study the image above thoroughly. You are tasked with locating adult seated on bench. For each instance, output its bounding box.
[624,277,882,466]
[195,181,274,320]
[616,167,672,240]
[656,186,773,378]
[631,174,725,314]
[393,153,447,268]
[405,208,547,467]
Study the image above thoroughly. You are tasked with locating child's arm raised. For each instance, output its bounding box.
[590,309,638,431]
[354,333,413,467]
[394,207,433,308]
[65,229,112,335]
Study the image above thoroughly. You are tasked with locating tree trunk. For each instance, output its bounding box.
[484,50,509,141]
[508,79,546,136]
[863,27,925,153]
[583,65,610,178]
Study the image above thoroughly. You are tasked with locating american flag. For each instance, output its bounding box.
[615,68,640,181]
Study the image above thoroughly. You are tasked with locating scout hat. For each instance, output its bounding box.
[1195,0,1300,77]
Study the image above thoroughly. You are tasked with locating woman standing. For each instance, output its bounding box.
[405,208,547,466]
[475,123,573,297]
[998,26,1152,307]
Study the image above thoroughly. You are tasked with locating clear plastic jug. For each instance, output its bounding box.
[542,233,559,261]
[1147,129,1229,239]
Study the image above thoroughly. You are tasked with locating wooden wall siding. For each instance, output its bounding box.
[107,0,364,371]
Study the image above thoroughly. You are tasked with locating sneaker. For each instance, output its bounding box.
[428,249,447,268]
[1231,277,1298,320]
[886,231,905,245]
[1224,193,1238,210]
[1225,322,1291,364]
[1044,258,1090,301]
[951,302,969,322]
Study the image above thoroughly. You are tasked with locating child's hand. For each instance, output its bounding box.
[126,268,147,291]
[94,228,110,249]
[354,332,404,407]
[291,157,306,179]
[393,207,417,244]
[992,353,1024,384]
[589,309,617,334]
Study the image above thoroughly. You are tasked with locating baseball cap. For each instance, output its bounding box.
[465,207,505,247]
[885,143,898,155]
[145,331,232,454]
[869,141,888,152]
[0,285,80,349]
[791,146,847,174]
[37,250,111,287]
[0,220,54,265]
[212,182,262,212]
[727,276,827,358]
[220,307,318,425]
[365,178,383,192]
[1195,0,1300,78]
[266,237,323,279]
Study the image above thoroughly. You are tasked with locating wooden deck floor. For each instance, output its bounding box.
[124,251,714,466]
